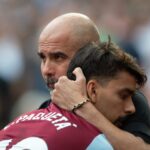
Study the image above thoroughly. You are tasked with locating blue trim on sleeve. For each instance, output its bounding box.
[86,134,114,150]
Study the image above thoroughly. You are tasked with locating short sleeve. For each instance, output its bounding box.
[86,134,114,150]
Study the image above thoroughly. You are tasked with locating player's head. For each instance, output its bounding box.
[67,39,147,124]
[38,13,100,90]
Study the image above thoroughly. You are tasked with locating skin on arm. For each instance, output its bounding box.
[52,67,150,150]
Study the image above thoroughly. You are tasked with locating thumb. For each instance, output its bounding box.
[72,67,86,83]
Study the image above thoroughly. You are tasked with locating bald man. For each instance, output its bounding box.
[39,13,99,93]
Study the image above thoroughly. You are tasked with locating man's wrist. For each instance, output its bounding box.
[74,101,98,121]
[71,98,91,113]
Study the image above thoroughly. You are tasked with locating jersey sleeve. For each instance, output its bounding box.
[86,134,114,150]
[122,91,150,143]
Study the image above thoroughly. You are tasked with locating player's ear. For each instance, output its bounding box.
[86,79,100,103]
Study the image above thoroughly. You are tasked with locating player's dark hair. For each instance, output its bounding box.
[67,38,147,87]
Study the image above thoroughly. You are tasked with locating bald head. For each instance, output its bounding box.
[39,13,100,50]
[39,13,100,89]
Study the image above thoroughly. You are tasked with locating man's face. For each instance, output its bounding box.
[93,71,136,125]
[39,32,77,90]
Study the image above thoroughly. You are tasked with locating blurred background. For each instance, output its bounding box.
[0,0,150,129]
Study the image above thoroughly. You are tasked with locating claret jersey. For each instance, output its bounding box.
[0,103,113,150]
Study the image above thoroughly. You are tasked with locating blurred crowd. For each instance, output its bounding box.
[0,0,150,129]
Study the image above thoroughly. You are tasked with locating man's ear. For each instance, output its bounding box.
[86,80,99,103]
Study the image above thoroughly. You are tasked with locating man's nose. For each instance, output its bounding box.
[125,98,136,115]
[42,60,55,76]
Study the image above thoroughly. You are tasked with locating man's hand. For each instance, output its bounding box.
[52,67,88,111]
